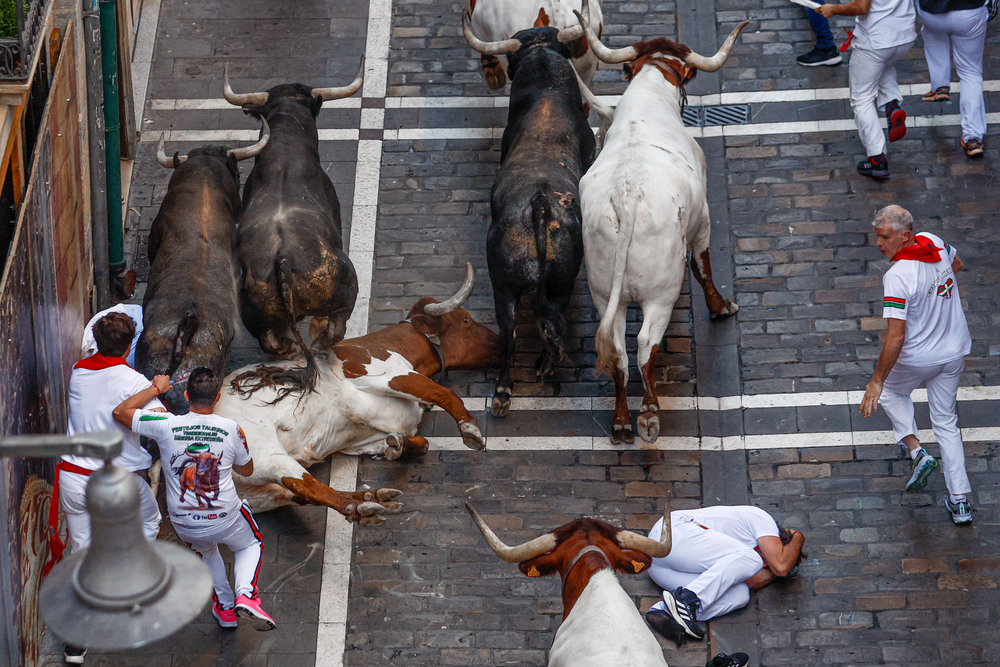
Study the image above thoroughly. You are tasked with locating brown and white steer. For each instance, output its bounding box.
[466,0,604,90]
[215,265,501,525]
[577,6,747,444]
[467,502,672,666]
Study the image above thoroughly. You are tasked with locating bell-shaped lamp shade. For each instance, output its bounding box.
[40,463,212,650]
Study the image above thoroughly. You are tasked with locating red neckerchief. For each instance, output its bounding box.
[73,352,131,371]
[891,235,941,263]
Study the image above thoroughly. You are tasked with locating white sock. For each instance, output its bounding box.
[949,494,967,505]
[909,447,924,461]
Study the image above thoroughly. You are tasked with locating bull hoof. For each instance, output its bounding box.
[377,488,402,502]
[491,389,511,418]
[611,423,634,445]
[459,419,486,451]
[710,300,739,319]
[637,406,660,444]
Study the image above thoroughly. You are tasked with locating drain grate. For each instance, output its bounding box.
[682,103,751,127]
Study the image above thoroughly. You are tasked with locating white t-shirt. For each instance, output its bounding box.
[882,232,971,367]
[81,304,144,368]
[649,505,780,549]
[854,0,916,49]
[131,410,251,535]
[64,364,163,472]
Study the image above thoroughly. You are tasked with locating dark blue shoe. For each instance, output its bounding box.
[708,653,750,667]
[664,587,705,639]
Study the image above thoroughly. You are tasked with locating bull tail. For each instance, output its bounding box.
[165,304,199,379]
[275,256,318,394]
[594,182,638,375]
[530,191,551,288]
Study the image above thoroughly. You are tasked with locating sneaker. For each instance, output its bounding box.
[212,602,238,628]
[646,608,689,644]
[663,587,705,639]
[885,100,906,142]
[905,449,938,492]
[234,594,276,631]
[961,137,984,158]
[942,497,973,524]
[796,46,842,67]
[922,86,950,102]
[857,154,889,179]
[708,653,751,667]
[63,645,87,664]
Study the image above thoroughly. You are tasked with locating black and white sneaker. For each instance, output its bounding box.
[707,653,751,667]
[64,645,87,664]
[857,154,889,179]
[646,608,688,644]
[663,587,705,639]
[796,46,842,66]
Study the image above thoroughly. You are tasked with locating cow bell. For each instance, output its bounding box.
[39,463,212,650]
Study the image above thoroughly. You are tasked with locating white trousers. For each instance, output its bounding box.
[175,503,264,609]
[60,469,161,553]
[918,6,988,141]
[849,40,914,156]
[879,358,972,495]
[647,514,763,621]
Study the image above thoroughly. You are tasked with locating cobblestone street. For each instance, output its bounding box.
[41,0,1000,664]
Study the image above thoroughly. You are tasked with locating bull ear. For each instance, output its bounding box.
[518,553,562,578]
[407,312,442,336]
[609,548,653,575]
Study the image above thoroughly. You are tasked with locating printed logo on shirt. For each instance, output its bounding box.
[139,414,168,421]
[884,296,906,309]
[237,426,249,454]
[170,424,228,443]
[936,278,954,299]
[170,443,222,511]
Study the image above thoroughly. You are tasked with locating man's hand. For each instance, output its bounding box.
[860,380,882,418]
[152,374,172,395]
[817,4,836,18]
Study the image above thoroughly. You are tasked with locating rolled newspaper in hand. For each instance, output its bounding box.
[789,0,822,9]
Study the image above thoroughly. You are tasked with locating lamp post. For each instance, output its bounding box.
[0,430,211,650]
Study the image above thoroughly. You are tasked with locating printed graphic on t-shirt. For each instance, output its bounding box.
[936,277,954,299]
[884,296,906,309]
[171,443,222,510]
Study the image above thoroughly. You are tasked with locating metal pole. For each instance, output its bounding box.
[99,0,124,276]
[84,0,110,309]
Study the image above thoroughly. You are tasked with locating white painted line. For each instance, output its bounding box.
[422,426,1000,452]
[131,0,162,125]
[315,457,358,667]
[148,97,361,110]
[141,129,360,142]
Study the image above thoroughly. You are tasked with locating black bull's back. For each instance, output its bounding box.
[238,91,358,357]
[137,149,242,412]
[488,34,595,417]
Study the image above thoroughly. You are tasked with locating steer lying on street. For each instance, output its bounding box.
[577,5,747,444]
[224,63,364,393]
[215,265,501,525]
[136,124,269,412]
[466,501,672,666]
[463,13,595,417]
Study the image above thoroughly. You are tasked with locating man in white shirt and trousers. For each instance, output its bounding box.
[860,204,974,524]
[644,505,806,667]
[818,0,916,179]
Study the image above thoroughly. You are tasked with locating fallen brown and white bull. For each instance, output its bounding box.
[223,63,364,392]
[215,265,500,525]
[577,6,746,444]
[466,501,672,666]
[136,123,270,412]
[465,0,604,90]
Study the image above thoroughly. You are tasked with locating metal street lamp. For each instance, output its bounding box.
[0,429,211,650]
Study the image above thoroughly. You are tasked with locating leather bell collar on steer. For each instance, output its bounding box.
[400,319,448,381]
[891,235,942,263]
[623,56,694,110]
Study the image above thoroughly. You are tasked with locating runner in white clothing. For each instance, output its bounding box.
[114,367,276,631]
[861,205,974,524]
[644,506,805,645]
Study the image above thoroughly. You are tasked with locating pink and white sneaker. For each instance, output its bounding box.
[234,594,276,631]
[212,602,238,628]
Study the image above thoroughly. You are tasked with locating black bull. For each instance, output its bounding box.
[486,28,596,417]
[225,68,363,392]
[136,145,247,412]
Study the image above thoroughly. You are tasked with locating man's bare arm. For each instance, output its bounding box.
[817,0,872,17]
[744,566,777,590]
[233,460,254,476]
[113,375,171,428]
[756,531,805,577]
[860,317,905,418]
[952,256,963,273]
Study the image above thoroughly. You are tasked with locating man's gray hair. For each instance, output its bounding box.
[872,205,913,232]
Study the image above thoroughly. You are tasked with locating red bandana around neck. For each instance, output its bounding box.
[891,234,941,263]
[73,352,131,371]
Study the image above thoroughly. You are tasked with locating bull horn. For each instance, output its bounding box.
[684,20,750,72]
[227,117,271,161]
[615,494,672,558]
[312,56,366,102]
[223,64,269,106]
[156,134,186,168]
[422,263,475,317]
[573,1,636,63]
[556,0,589,43]
[462,7,522,55]
[465,502,557,563]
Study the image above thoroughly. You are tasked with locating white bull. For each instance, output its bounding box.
[577,10,747,444]
[466,0,604,89]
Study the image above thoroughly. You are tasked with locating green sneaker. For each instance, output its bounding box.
[942,497,973,525]
[905,449,938,492]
